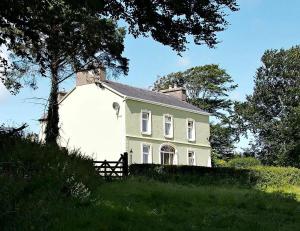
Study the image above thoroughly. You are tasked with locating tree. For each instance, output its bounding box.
[0,0,239,55]
[0,0,238,144]
[1,2,128,144]
[235,46,300,167]
[153,65,238,159]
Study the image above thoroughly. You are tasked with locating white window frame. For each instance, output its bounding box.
[186,118,196,141]
[187,149,196,166]
[160,144,177,165]
[163,114,173,138]
[141,110,152,135]
[141,143,152,164]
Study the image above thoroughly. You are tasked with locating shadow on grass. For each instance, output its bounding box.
[50,177,300,231]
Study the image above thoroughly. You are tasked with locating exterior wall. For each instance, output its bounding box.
[57,84,125,161]
[125,99,211,166]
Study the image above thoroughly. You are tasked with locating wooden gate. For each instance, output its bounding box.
[93,152,128,180]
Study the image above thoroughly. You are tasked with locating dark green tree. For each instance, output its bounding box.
[153,65,238,159]
[235,46,300,167]
[1,2,128,144]
[0,0,238,144]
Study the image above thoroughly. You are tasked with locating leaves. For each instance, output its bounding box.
[154,64,238,158]
[236,46,300,167]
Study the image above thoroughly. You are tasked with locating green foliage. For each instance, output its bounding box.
[129,164,300,188]
[153,65,238,118]
[0,135,101,230]
[235,46,300,167]
[0,0,238,144]
[210,123,237,158]
[153,64,239,158]
[227,157,261,168]
[249,166,300,188]
[0,0,239,56]
[86,179,299,231]
[213,158,229,167]
[1,136,300,230]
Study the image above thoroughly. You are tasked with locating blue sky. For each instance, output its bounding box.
[1,0,300,149]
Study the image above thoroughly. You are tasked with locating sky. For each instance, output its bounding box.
[0,0,300,149]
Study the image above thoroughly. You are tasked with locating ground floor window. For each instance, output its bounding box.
[188,150,195,166]
[160,145,175,165]
[142,144,151,163]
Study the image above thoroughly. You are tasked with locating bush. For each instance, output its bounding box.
[227,157,261,168]
[249,166,300,188]
[213,158,228,167]
[0,135,102,230]
[129,164,300,188]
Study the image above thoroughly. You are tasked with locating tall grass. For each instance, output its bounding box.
[0,135,102,231]
[47,179,300,231]
[1,135,299,230]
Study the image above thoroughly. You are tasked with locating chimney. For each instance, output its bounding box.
[76,68,106,86]
[159,85,187,102]
[57,91,68,102]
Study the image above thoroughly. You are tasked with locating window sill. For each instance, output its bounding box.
[141,132,152,136]
[164,135,173,139]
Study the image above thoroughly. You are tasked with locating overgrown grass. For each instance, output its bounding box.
[1,136,299,230]
[47,178,300,231]
[0,135,102,231]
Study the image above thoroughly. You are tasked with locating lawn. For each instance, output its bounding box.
[54,178,300,231]
[1,137,299,231]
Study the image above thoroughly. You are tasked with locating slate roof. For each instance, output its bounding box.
[102,80,208,115]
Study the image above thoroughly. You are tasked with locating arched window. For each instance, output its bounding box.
[160,145,175,165]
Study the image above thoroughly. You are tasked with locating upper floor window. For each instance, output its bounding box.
[187,119,195,141]
[142,144,151,164]
[188,150,195,166]
[141,110,151,135]
[164,114,173,138]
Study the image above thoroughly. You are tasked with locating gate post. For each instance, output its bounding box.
[104,160,107,179]
[123,152,128,177]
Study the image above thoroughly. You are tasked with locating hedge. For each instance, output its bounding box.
[129,164,300,188]
[227,157,261,168]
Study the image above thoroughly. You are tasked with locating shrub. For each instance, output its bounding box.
[129,164,300,188]
[214,158,228,167]
[0,135,102,230]
[249,166,300,188]
[227,157,261,168]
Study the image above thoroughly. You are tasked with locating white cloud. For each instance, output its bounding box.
[176,55,191,68]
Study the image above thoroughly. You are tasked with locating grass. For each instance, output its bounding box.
[1,136,299,230]
[52,178,300,231]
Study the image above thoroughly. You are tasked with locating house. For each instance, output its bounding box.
[39,70,211,166]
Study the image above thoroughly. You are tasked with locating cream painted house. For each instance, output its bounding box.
[39,71,211,166]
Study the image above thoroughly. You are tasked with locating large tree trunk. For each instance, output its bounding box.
[45,63,59,144]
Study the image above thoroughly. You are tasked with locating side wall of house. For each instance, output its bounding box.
[125,99,211,166]
[56,84,125,161]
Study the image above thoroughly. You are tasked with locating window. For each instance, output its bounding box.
[164,115,173,138]
[142,144,151,164]
[141,110,151,134]
[160,145,176,165]
[188,150,195,166]
[187,119,195,141]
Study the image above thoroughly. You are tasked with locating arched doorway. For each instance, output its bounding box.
[160,145,176,165]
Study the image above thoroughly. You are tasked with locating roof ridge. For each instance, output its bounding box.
[103,80,187,101]
[101,80,209,115]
